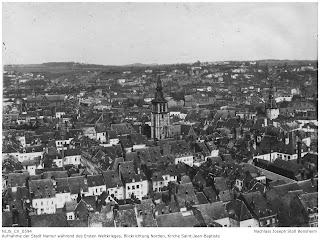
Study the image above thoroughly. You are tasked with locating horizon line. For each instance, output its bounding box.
[4,58,318,67]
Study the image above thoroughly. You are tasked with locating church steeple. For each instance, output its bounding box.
[156,75,162,90]
[265,67,279,120]
[152,75,167,103]
[151,74,169,140]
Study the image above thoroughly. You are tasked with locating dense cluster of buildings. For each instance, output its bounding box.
[2,61,318,227]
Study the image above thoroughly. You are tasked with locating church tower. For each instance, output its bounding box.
[151,75,170,140]
[265,75,279,120]
[13,78,25,111]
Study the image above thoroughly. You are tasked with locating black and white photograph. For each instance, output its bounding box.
[1,1,318,232]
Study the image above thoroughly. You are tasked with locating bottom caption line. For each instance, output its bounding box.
[2,233,221,239]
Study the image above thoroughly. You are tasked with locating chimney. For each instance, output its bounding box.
[297,141,302,164]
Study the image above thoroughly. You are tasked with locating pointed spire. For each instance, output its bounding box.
[156,74,162,91]
[152,74,167,103]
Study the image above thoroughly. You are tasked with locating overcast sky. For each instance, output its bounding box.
[2,2,318,65]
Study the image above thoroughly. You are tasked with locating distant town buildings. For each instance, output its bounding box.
[2,60,318,227]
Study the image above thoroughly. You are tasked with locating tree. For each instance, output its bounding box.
[193,61,201,67]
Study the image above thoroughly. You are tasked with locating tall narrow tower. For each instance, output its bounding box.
[13,78,24,111]
[265,75,279,120]
[151,75,169,140]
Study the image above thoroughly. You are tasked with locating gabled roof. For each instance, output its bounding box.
[82,196,97,212]
[125,151,139,162]
[214,177,229,192]
[30,213,68,227]
[95,124,107,133]
[2,211,13,227]
[129,133,147,145]
[226,199,253,221]
[299,192,318,211]
[175,182,199,207]
[242,191,276,218]
[67,176,88,194]
[249,182,266,194]
[3,186,29,205]
[196,192,209,204]
[102,170,123,188]
[169,140,193,156]
[158,163,180,176]
[65,201,77,212]
[87,175,105,187]
[155,211,199,227]
[203,187,218,203]
[271,159,302,174]
[74,199,94,219]
[269,179,287,188]
[107,130,118,139]
[27,94,65,102]
[119,161,135,175]
[29,179,56,198]
[121,139,133,148]
[195,202,229,220]
[43,171,68,179]
[119,161,147,183]
[219,190,233,202]
[64,148,81,157]
[55,178,70,194]
[111,123,136,136]
[297,179,318,194]
[195,142,210,155]
[180,124,193,136]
